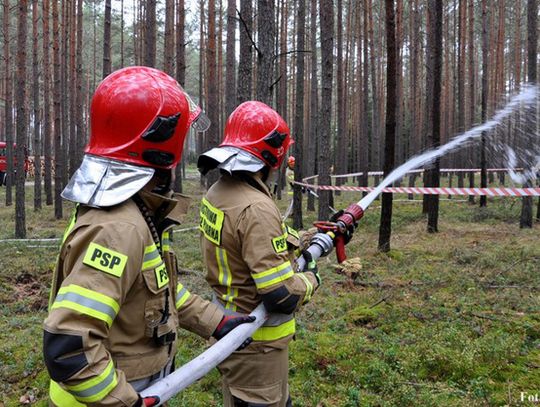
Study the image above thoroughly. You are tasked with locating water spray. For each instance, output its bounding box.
[297,85,538,270]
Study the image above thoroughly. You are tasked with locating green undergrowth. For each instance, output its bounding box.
[0,182,539,406]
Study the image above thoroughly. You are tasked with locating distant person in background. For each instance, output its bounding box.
[42,67,253,407]
[198,101,322,407]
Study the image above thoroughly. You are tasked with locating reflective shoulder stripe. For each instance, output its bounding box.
[62,206,79,244]
[50,381,86,407]
[51,285,120,327]
[285,225,299,240]
[176,283,191,309]
[251,261,294,290]
[162,231,171,253]
[143,243,162,270]
[65,360,117,403]
[252,318,296,341]
[297,273,314,303]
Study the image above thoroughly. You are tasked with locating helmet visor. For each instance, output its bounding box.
[180,85,211,132]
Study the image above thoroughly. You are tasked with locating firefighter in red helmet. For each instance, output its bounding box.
[198,101,321,407]
[43,67,254,406]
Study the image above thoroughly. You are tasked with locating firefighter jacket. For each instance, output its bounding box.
[200,172,319,351]
[43,190,223,406]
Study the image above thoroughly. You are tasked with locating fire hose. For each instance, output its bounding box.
[140,188,379,404]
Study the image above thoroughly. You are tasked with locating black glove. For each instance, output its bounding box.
[329,210,356,244]
[213,315,256,350]
[302,250,321,285]
[134,395,160,407]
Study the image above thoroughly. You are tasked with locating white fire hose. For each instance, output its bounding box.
[140,303,268,404]
[140,234,334,404]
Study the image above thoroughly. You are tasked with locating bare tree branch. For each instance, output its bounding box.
[236,7,260,56]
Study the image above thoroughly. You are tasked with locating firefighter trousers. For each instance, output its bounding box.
[218,347,291,407]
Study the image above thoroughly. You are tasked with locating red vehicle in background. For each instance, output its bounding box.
[0,142,29,186]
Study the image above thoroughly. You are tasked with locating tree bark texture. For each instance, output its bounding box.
[256,0,275,105]
[318,0,334,221]
[32,0,42,211]
[237,0,253,104]
[293,0,306,230]
[378,0,397,251]
[103,0,112,78]
[15,0,28,238]
[425,0,443,233]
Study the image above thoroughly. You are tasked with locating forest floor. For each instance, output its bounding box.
[0,175,539,406]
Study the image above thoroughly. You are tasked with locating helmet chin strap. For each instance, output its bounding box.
[151,169,174,195]
[261,166,278,188]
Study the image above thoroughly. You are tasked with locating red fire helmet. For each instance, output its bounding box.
[220,101,294,169]
[86,66,192,170]
[287,156,295,168]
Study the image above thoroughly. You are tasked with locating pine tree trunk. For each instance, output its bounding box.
[237,0,253,104]
[479,0,489,207]
[275,0,288,201]
[425,0,443,234]
[164,0,175,75]
[52,0,63,219]
[32,0,42,211]
[3,0,13,206]
[61,0,69,188]
[120,0,124,67]
[256,0,275,105]
[292,0,306,230]
[225,0,237,116]
[15,0,28,238]
[103,0,112,77]
[145,0,157,67]
[307,0,318,212]
[174,0,186,193]
[206,0,219,186]
[43,0,53,205]
[75,0,84,162]
[378,0,397,251]
[68,0,77,178]
[520,0,537,227]
[361,0,370,190]
[335,0,344,190]
[318,0,334,221]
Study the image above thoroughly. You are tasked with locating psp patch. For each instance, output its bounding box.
[83,242,128,277]
[272,234,288,253]
[154,263,170,289]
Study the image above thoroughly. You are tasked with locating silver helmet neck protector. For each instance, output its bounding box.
[61,154,155,208]
[197,146,266,175]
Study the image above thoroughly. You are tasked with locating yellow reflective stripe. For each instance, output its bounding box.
[62,206,79,244]
[297,273,313,303]
[51,285,120,327]
[176,283,191,309]
[162,231,171,252]
[50,381,86,407]
[251,261,294,290]
[216,247,237,311]
[65,360,117,403]
[252,318,296,341]
[143,244,162,269]
[285,225,299,240]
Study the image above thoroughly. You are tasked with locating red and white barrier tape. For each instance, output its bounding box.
[294,181,540,197]
[303,168,525,182]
